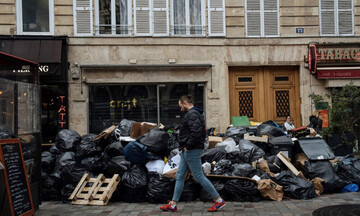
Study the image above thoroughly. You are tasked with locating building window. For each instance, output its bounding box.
[89,83,204,133]
[16,0,54,35]
[171,0,206,36]
[245,0,279,37]
[320,0,354,36]
[94,0,132,35]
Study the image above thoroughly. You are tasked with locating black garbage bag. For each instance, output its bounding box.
[80,156,103,173]
[232,163,255,177]
[265,155,283,173]
[42,151,56,172]
[273,170,317,200]
[238,140,265,163]
[225,127,248,143]
[42,171,56,189]
[226,151,242,163]
[49,144,61,155]
[247,170,271,179]
[54,152,76,173]
[102,141,124,163]
[256,123,285,137]
[225,179,261,202]
[123,141,149,165]
[118,119,134,136]
[167,132,180,155]
[337,157,360,186]
[304,160,348,193]
[201,148,227,163]
[120,164,148,203]
[213,159,233,175]
[42,187,61,201]
[21,143,33,160]
[147,172,175,203]
[104,156,132,177]
[76,134,102,161]
[200,179,228,202]
[137,129,170,154]
[61,184,75,203]
[56,129,81,152]
[180,180,200,202]
[49,171,63,189]
[62,165,94,186]
[168,148,180,160]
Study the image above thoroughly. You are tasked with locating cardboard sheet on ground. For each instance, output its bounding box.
[298,137,335,160]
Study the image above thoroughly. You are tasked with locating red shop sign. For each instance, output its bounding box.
[316,69,360,79]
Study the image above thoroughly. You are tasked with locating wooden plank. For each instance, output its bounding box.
[244,133,268,143]
[276,152,306,179]
[206,174,257,183]
[69,173,89,200]
[99,174,119,201]
[84,174,104,201]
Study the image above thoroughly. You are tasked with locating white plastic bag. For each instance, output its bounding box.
[146,159,165,174]
[202,162,211,175]
[215,138,238,153]
[163,154,181,174]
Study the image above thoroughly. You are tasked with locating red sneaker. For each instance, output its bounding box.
[160,201,177,212]
[207,200,226,212]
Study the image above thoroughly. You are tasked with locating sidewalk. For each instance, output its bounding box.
[36,192,360,216]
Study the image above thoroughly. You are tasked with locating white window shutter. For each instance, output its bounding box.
[208,0,226,36]
[153,0,169,36]
[73,0,93,36]
[320,0,335,35]
[135,0,151,35]
[263,0,278,36]
[338,0,353,35]
[246,0,261,37]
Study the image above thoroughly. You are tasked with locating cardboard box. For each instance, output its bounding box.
[130,122,157,139]
[208,136,226,149]
[244,133,268,143]
[294,153,309,172]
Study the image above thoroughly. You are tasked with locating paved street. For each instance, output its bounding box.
[36,192,360,216]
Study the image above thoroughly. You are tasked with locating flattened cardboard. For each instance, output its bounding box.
[208,136,226,149]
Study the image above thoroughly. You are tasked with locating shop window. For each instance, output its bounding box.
[95,0,132,35]
[89,84,204,134]
[41,85,68,143]
[171,0,206,36]
[245,0,279,37]
[320,0,354,36]
[16,0,54,35]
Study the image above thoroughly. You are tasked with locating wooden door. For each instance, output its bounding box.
[229,66,301,127]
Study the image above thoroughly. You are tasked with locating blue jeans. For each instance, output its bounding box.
[172,149,219,202]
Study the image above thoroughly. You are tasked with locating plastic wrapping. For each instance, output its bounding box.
[273,170,317,200]
[304,160,347,193]
[147,172,175,203]
[146,160,165,173]
[201,147,227,163]
[137,129,170,154]
[55,129,81,152]
[238,140,265,163]
[118,119,134,136]
[225,179,261,202]
[76,134,102,161]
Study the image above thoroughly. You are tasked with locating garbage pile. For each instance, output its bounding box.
[41,119,360,203]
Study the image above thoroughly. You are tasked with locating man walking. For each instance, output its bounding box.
[160,95,226,212]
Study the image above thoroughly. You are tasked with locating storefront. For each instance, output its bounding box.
[0,36,68,144]
[0,51,41,212]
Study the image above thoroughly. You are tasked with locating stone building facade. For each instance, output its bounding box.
[1,0,360,136]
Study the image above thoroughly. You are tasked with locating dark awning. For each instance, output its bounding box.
[0,40,62,63]
[0,51,39,67]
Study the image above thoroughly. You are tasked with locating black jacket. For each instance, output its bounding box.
[179,107,206,150]
[309,116,322,132]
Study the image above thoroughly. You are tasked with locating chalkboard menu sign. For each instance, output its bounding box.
[0,139,34,216]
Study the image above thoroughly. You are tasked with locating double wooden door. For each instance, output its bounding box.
[229,66,301,127]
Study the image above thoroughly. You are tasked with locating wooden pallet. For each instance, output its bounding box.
[69,173,120,206]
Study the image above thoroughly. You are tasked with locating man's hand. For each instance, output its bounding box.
[184,147,188,151]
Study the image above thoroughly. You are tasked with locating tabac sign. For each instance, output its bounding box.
[308,44,360,79]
